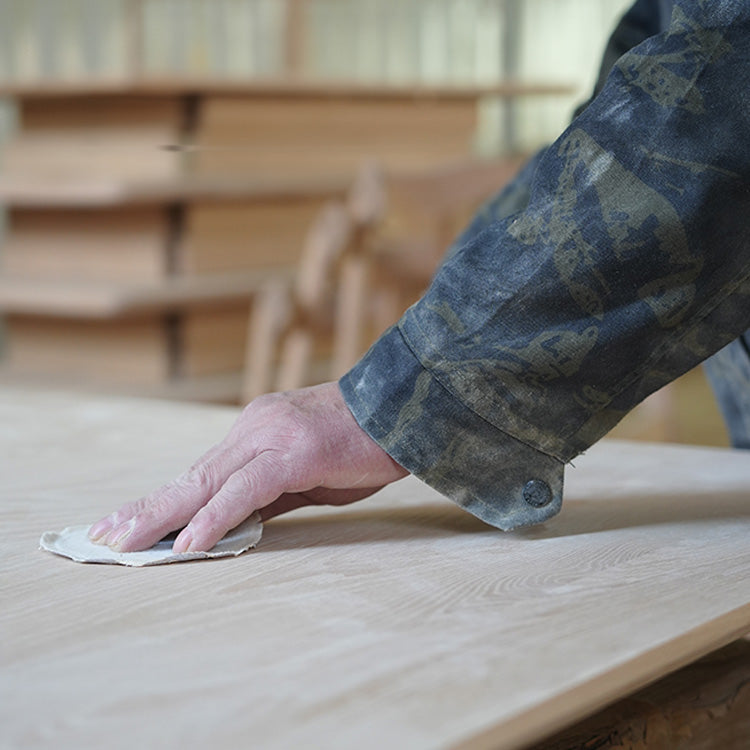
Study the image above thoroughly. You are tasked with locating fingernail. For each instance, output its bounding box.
[107,518,136,551]
[88,515,116,543]
[173,526,193,554]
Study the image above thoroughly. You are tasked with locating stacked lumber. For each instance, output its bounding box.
[1,93,186,385]
[0,80,568,401]
[191,94,477,179]
[0,92,271,395]
[1,95,182,181]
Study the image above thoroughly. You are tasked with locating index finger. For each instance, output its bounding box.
[89,441,250,552]
[172,451,290,553]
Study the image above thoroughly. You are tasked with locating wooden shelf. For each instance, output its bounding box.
[0,76,553,402]
[0,270,291,319]
[0,157,523,208]
[0,174,348,208]
[0,76,575,101]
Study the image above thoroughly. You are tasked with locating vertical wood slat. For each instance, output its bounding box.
[284,0,307,77]
[125,0,144,78]
[0,0,623,90]
[501,0,523,152]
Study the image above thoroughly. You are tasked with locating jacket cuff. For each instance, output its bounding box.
[339,325,564,530]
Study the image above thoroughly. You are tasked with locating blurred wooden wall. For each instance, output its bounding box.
[1,0,728,448]
[0,0,630,151]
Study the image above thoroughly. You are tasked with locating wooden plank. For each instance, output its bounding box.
[0,173,348,208]
[0,269,290,318]
[0,170,348,208]
[0,157,516,210]
[179,305,249,377]
[0,78,575,100]
[193,95,478,177]
[18,95,183,130]
[178,197,325,274]
[2,96,183,182]
[3,317,171,385]
[2,207,169,282]
[1,130,180,182]
[1,389,749,750]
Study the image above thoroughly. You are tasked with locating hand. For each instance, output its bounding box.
[88,382,407,553]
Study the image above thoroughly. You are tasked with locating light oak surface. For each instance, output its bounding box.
[1,389,749,750]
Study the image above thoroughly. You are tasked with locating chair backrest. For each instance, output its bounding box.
[347,160,387,229]
[294,202,353,318]
[243,161,387,401]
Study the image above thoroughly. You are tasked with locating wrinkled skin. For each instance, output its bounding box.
[88,382,408,553]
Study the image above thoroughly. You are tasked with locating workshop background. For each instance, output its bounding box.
[0,0,728,446]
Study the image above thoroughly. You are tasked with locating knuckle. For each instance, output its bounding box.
[125,495,173,530]
[179,461,217,495]
[241,394,291,429]
[192,501,229,536]
[223,469,257,498]
[242,392,277,417]
[110,503,137,525]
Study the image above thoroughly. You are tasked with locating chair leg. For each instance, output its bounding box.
[276,327,314,392]
[332,252,370,379]
[242,280,292,403]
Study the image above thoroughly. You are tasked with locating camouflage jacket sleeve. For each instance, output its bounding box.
[339,0,750,530]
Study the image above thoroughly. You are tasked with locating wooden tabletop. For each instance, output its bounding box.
[2,388,749,750]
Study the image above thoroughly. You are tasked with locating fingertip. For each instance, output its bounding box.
[88,515,116,543]
[172,525,194,554]
[106,517,137,551]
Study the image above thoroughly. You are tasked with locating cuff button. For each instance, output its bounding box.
[522,479,553,508]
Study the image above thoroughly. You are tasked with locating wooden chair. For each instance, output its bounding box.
[329,156,525,377]
[241,162,386,401]
[242,156,522,402]
[330,161,386,377]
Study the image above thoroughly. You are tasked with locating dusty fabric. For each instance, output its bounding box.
[341,0,750,530]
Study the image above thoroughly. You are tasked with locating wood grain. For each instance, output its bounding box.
[3,207,169,282]
[3,317,172,385]
[192,95,478,178]
[1,389,749,750]
[179,197,325,274]
[179,306,250,377]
